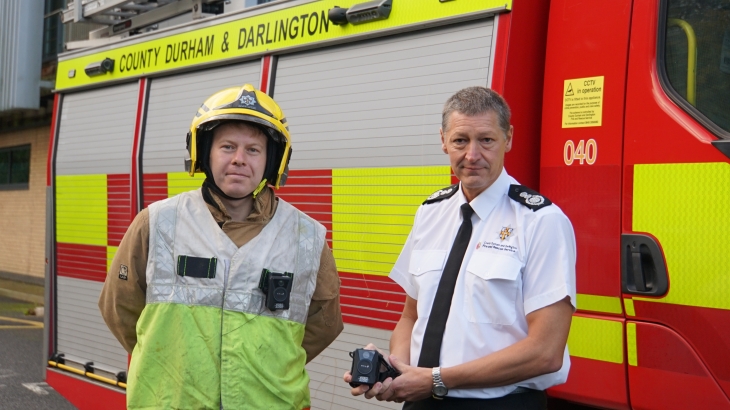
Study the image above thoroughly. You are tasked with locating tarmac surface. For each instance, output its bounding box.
[0,295,76,409]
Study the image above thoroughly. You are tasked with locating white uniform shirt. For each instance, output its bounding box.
[389,168,576,399]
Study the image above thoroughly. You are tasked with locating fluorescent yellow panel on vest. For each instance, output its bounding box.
[633,163,730,310]
[167,172,205,197]
[332,166,451,276]
[567,316,624,364]
[56,174,107,246]
[576,294,623,314]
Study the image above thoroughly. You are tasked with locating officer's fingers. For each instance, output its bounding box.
[364,382,383,399]
[364,343,380,353]
[350,384,370,397]
[376,378,395,401]
[343,371,352,383]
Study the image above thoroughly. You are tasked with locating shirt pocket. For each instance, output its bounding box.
[463,251,523,325]
[408,250,447,276]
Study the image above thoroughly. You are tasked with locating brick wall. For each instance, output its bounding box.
[0,126,49,279]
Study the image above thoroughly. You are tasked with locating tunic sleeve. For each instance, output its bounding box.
[301,242,344,363]
[98,209,150,354]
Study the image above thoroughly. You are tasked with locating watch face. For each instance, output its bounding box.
[433,385,448,397]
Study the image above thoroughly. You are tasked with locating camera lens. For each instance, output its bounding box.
[357,360,372,374]
[274,287,287,302]
[277,279,286,287]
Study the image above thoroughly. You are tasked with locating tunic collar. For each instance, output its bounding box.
[458,167,511,221]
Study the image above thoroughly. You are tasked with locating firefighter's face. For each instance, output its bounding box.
[441,110,513,201]
[209,123,267,198]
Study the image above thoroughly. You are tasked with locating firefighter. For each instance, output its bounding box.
[346,87,576,409]
[99,84,343,409]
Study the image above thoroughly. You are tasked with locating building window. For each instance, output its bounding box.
[0,145,31,190]
[660,0,730,137]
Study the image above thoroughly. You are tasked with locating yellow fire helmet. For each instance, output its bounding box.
[186,84,292,194]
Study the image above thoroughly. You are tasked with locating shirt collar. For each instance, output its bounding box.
[458,167,511,221]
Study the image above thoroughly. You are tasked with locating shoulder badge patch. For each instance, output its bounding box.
[423,184,459,205]
[118,264,128,281]
[508,185,552,211]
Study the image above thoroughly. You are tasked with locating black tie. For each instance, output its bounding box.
[417,203,474,368]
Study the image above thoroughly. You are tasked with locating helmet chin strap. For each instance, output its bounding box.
[202,174,267,202]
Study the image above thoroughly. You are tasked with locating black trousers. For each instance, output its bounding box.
[402,389,547,410]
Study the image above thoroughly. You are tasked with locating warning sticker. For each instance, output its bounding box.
[562,76,604,128]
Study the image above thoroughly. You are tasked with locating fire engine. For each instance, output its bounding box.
[44,0,730,409]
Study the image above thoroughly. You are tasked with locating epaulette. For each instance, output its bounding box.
[508,185,552,211]
[423,184,459,205]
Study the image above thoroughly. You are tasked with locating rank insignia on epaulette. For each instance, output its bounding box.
[508,185,552,211]
[423,184,459,205]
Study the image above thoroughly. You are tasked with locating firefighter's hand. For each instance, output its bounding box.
[343,343,383,397]
[371,355,432,403]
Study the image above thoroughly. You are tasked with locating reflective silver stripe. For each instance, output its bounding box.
[146,190,325,325]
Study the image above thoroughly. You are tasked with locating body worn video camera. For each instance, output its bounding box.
[348,348,401,388]
[258,269,293,311]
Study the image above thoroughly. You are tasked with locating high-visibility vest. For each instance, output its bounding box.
[127,189,325,409]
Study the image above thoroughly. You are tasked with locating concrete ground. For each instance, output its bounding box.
[0,294,76,409]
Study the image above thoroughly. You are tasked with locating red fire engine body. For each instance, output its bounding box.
[45,0,730,409]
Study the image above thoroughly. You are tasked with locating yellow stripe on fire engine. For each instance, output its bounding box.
[55,0,512,91]
[56,174,107,246]
[167,172,205,197]
[633,163,730,310]
[567,316,624,364]
[626,322,638,366]
[332,166,451,276]
[107,246,118,271]
[576,293,623,314]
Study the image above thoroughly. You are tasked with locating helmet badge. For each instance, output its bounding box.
[239,94,256,107]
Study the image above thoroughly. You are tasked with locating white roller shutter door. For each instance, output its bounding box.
[274,19,494,170]
[55,82,138,374]
[143,62,261,174]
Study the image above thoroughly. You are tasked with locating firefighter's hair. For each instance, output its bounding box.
[442,86,512,136]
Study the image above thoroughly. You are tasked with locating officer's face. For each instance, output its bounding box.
[441,110,513,201]
[209,123,268,198]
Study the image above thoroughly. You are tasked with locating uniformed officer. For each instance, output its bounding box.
[345,86,576,409]
[99,84,343,409]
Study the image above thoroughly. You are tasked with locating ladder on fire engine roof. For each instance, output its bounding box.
[61,0,222,49]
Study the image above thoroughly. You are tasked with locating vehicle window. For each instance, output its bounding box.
[663,0,730,134]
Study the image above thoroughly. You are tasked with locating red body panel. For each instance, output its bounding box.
[628,322,730,410]
[548,357,629,410]
[496,0,551,190]
[540,0,632,300]
[47,369,126,410]
[539,0,634,407]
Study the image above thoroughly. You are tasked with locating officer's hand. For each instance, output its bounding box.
[376,355,432,403]
[344,343,382,397]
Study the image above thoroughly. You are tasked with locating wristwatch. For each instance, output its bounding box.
[431,367,448,399]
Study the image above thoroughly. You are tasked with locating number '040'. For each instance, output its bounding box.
[564,139,597,165]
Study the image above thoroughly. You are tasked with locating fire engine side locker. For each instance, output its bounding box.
[48,83,139,406]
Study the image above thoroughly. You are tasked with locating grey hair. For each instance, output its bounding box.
[441,87,511,135]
